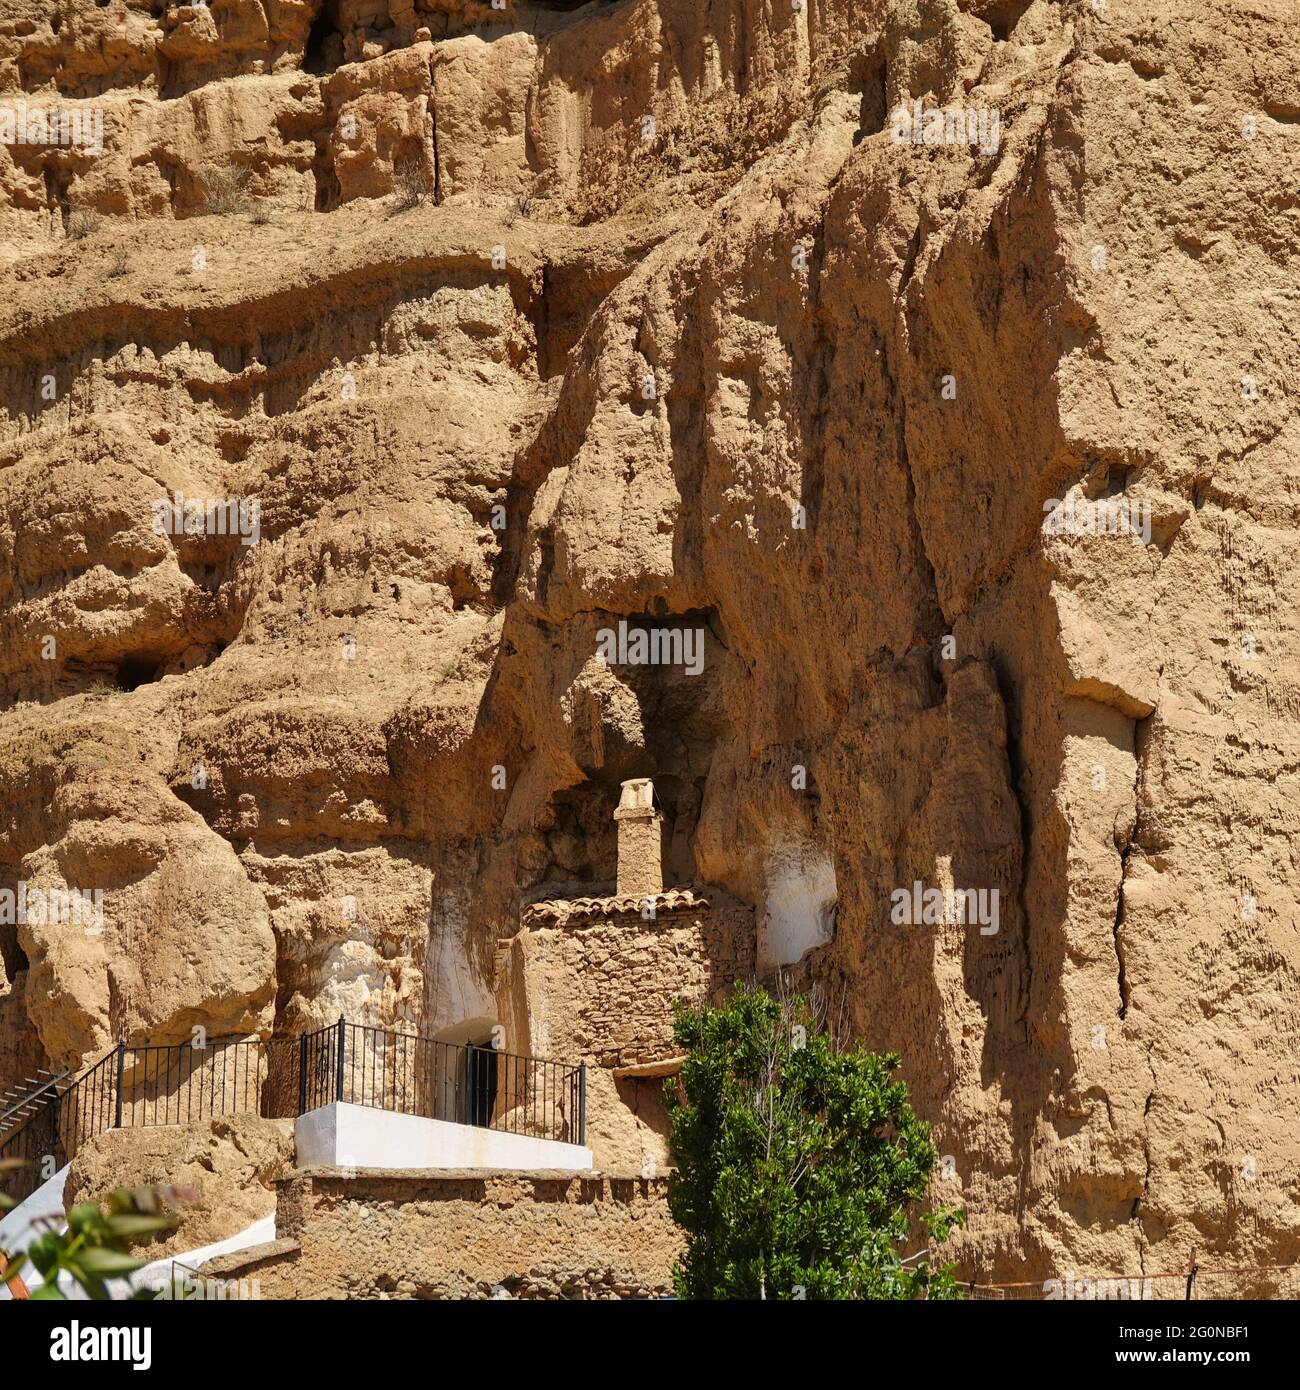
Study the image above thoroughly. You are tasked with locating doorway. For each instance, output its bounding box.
[464,1043,498,1128]
[430,1017,500,1128]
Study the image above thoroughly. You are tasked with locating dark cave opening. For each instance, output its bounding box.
[984,0,1036,42]
[115,655,162,692]
[314,162,341,212]
[0,922,29,980]
[304,15,341,76]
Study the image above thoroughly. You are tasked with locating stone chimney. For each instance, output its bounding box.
[613,777,663,898]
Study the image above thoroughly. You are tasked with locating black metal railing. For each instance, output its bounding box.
[332,1021,585,1145]
[64,1048,117,1163]
[113,1035,306,1129]
[0,1020,586,1203]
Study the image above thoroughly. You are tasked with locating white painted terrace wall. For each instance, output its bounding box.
[295,1102,593,1172]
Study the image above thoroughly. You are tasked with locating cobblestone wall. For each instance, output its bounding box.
[204,1167,680,1300]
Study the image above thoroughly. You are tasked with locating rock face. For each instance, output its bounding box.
[2,0,1299,1289]
[65,1115,295,1257]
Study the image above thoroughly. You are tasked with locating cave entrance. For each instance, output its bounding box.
[303,13,340,76]
[115,655,162,691]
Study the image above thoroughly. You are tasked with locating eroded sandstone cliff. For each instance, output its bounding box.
[2,0,1298,1288]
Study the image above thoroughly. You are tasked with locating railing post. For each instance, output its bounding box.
[298,1032,308,1116]
[335,1016,346,1104]
[464,1043,475,1127]
[578,1064,587,1147]
[113,1041,126,1129]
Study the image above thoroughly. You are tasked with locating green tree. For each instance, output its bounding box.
[665,982,963,1299]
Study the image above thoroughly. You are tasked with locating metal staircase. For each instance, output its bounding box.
[0,1070,75,1201]
[0,1069,72,1142]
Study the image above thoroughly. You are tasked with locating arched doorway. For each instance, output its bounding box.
[431,1017,499,1128]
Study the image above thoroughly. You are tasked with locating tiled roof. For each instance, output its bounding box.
[521,887,710,927]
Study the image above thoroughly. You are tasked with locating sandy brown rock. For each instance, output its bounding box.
[1,0,1299,1293]
[2,711,277,1065]
[64,1114,295,1256]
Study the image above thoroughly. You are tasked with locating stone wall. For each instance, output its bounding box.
[498,899,755,1070]
[204,1167,680,1300]
[495,894,754,1174]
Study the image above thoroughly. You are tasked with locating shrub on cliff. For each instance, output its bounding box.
[666,982,963,1300]
[200,162,249,215]
[393,154,435,210]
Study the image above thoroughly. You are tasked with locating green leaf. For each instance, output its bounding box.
[69,1202,107,1235]
[76,1246,147,1276]
[30,1281,67,1299]
[103,1213,176,1238]
[61,1260,112,1301]
[25,1233,59,1277]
